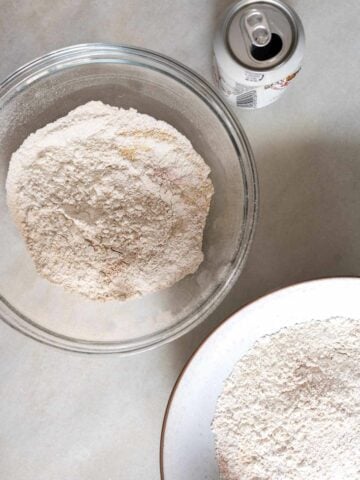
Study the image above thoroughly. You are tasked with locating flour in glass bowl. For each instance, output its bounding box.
[212,317,360,480]
[6,101,214,301]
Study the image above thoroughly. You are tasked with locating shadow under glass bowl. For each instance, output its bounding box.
[0,43,258,354]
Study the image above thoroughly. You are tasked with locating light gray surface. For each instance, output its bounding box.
[0,1,359,479]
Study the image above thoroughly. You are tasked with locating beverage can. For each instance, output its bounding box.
[213,0,305,109]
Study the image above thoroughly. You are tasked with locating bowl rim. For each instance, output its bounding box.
[0,43,258,354]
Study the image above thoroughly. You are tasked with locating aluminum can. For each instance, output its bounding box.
[213,0,305,109]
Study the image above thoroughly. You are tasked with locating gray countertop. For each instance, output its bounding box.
[1,1,360,479]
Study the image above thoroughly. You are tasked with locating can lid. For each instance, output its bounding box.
[227,0,298,70]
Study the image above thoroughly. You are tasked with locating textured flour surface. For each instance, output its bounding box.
[212,317,360,480]
[6,101,213,301]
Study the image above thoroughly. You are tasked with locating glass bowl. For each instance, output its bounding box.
[0,44,257,354]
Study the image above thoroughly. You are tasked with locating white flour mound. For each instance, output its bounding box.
[6,101,214,301]
[212,317,360,480]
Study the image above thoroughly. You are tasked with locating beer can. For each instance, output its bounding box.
[213,0,305,109]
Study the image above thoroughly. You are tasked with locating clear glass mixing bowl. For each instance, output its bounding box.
[0,44,257,354]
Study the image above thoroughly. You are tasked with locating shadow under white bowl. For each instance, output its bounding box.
[161,277,360,479]
[0,44,257,354]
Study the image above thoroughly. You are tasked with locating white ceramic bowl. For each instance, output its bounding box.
[161,277,360,479]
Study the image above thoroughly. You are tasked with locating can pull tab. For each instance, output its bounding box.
[245,10,271,47]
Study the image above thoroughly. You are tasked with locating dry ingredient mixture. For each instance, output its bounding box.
[6,101,214,301]
[212,317,360,480]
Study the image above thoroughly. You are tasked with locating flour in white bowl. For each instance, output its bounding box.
[212,317,360,480]
[6,101,214,301]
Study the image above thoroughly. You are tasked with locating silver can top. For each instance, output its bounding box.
[226,0,300,70]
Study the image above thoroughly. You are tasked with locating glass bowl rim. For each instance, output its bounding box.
[0,43,258,354]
